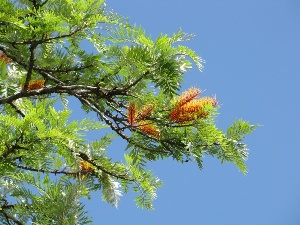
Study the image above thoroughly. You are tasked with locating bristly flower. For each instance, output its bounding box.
[138,121,160,138]
[0,52,12,64]
[170,96,217,123]
[25,79,45,91]
[80,161,94,173]
[127,102,137,125]
[78,161,94,180]
[211,95,218,107]
[136,104,155,122]
[176,87,201,107]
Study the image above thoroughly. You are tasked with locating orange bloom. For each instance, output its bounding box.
[136,104,155,122]
[28,79,45,90]
[170,97,217,123]
[127,102,156,124]
[127,102,137,125]
[176,87,201,107]
[80,161,94,173]
[138,121,160,138]
[0,52,12,64]
[127,102,159,137]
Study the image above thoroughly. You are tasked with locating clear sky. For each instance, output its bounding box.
[81,1,300,224]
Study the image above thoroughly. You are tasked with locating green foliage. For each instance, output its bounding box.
[0,0,256,223]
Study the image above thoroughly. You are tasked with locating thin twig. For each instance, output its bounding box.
[0,210,25,225]
[8,102,25,117]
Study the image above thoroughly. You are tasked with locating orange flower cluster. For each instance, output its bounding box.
[127,102,159,137]
[0,52,12,64]
[22,79,45,91]
[170,87,217,123]
[176,87,202,107]
[80,161,94,173]
[136,104,155,122]
[127,102,137,125]
[127,102,155,125]
[137,121,160,138]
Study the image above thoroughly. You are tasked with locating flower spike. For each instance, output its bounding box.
[127,102,137,125]
[170,96,217,123]
[0,52,12,64]
[136,104,155,122]
[176,87,201,107]
[138,121,160,138]
[22,79,45,91]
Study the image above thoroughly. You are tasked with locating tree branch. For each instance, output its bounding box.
[76,151,134,181]
[0,85,98,104]
[0,210,25,225]
[8,102,25,117]
[16,164,78,176]
[122,70,150,92]
[23,44,37,92]
[5,26,88,46]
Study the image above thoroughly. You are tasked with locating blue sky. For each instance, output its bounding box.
[81,1,300,224]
